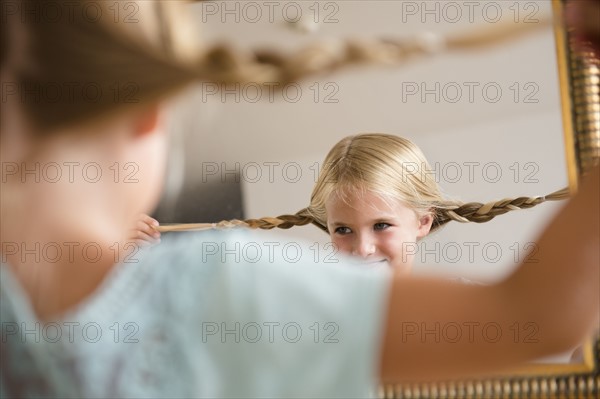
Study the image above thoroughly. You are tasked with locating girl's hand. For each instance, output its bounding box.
[129,214,161,246]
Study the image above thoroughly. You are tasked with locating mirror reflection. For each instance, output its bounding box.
[156,0,567,286]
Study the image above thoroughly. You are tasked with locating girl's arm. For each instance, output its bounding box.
[380,164,600,382]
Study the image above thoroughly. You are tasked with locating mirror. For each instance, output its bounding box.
[154,1,599,397]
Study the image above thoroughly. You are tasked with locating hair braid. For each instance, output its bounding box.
[193,18,552,87]
[155,188,570,234]
[433,188,570,229]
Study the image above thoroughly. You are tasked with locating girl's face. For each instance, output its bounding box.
[325,190,433,273]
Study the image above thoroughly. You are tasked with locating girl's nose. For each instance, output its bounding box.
[352,235,376,257]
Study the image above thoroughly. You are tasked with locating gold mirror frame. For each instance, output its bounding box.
[380,1,600,398]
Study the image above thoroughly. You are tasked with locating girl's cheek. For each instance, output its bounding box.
[379,235,408,260]
[331,237,352,255]
[378,233,400,248]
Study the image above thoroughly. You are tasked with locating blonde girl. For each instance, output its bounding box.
[144,133,566,275]
[300,133,454,274]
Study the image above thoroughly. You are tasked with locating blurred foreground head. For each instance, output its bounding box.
[0,1,207,238]
[0,0,200,133]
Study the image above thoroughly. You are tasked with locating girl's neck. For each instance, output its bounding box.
[1,180,125,322]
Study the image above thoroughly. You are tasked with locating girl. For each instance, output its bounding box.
[1,1,598,397]
[307,133,465,275]
[144,133,567,276]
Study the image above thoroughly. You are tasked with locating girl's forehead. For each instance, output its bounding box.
[326,187,409,213]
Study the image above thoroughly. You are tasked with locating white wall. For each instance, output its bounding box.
[164,1,569,283]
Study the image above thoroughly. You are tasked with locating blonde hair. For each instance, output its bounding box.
[1,1,202,131]
[302,133,454,233]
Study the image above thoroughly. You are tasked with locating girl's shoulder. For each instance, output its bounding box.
[1,230,392,397]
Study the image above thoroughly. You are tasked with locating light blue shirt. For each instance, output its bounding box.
[0,230,391,398]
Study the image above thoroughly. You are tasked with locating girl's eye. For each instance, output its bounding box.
[334,226,352,235]
[373,222,391,231]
